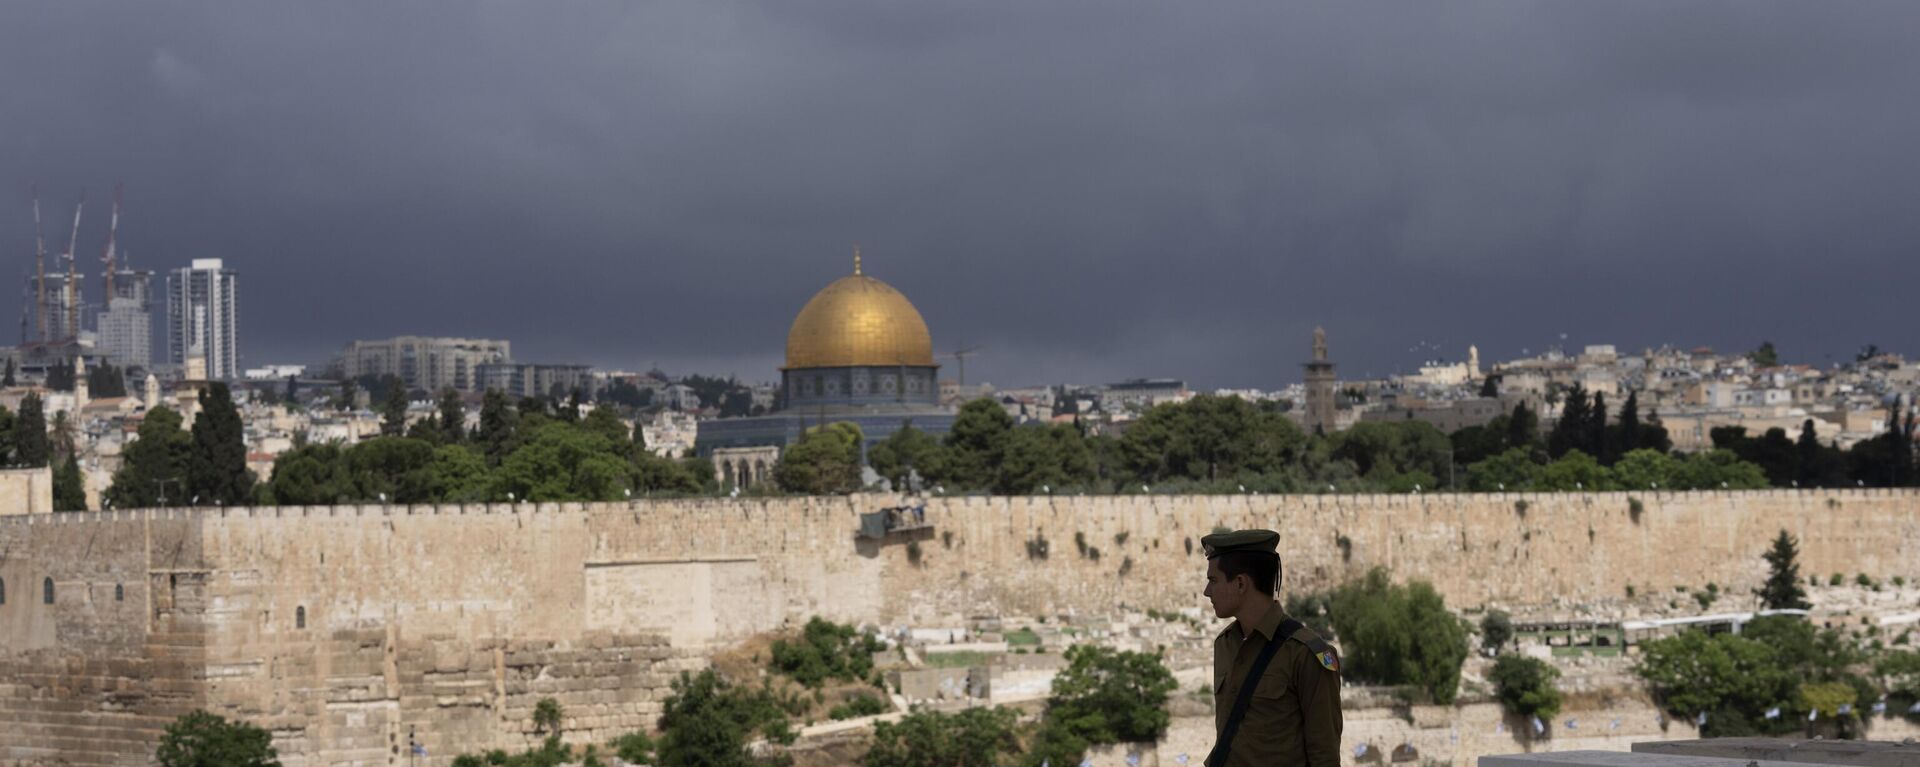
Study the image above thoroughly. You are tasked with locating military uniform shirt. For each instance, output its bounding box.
[1212,605,1342,767]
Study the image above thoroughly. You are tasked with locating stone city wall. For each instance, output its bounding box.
[1,490,1916,765]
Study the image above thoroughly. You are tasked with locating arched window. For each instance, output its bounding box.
[44,577,55,605]
[296,606,306,630]
[0,576,7,605]
[115,583,125,602]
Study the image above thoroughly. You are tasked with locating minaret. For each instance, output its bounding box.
[73,356,89,414]
[144,373,160,410]
[1468,345,1481,378]
[1303,327,1338,435]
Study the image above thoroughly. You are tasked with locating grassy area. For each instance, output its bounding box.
[1005,628,1042,646]
[925,650,997,668]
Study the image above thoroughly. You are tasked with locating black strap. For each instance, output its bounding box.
[1206,618,1303,767]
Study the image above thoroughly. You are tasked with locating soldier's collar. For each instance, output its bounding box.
[1246,601,1288,640]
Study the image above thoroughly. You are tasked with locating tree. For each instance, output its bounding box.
[866,707,1020,767]
[1506,402,1539,451]
[1540,450,1614,491]
[438,389,466,443]
[334,377,355,411]
[15,393,50,468]
[493,422,632,501]
[996,424,1095,494]
[476,389,517,465]
[1479,375,1500,398]
[1749,341,1779,367]
[1756,530,1813,610]
[380,383,409,437]
[155,710,281,767]
[1043,644,1177,745]
[1612,449,1678,490]
[1795,420,1848,488]
[1673,449,1769,490]
[1119,395,1308,485]
[284,375,299,406]
[89,362,129,398]
[106,406,192,507]
[1614,391,1642,463]
[1547,385,1590,459]
[944,399,1015,489]
[1328,567,1470,704]
[1588,391,1611,465]
[53,456,87,511]
[1490,655,1563,722]
[1480,610,1514,653]
[868,423,948,490]
[45,361,74,391]
[775,422,863,494]
[1465,448,1543,491]
[2,358,14,387]
[188,383,255,505]
[0,404,16,466]
[655,669,794,767]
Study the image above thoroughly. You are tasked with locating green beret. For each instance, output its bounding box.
[1201,529,1279,557]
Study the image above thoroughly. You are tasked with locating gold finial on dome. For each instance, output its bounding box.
[853,244,862,275]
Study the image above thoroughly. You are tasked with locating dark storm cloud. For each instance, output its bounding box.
[3,2,1917,388]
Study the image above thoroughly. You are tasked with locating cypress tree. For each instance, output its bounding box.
[53,456,86,511]
[284,375,299,405]
[1547,386,1589,459]
[437,388,465,443]
[1755,529,1812,610]
[2,359,14,387]
[1506,402,1538,450]
[380,384,408,437]
[477,389,516,465]
[1617,391,1641,457]
[1589,391,1610,464]
[188,383,254,505]
[15,393,50,468]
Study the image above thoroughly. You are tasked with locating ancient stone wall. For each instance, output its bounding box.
[1,490,1915,765]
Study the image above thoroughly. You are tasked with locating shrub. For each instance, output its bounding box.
[770,617,884,688]
[1329,568,1470,704]
[1480,610,1514,653]
[656,670,794,767]
[1856,573,1874,588]
[1489,655,1563,720]
[865,707,1019,767]
[829,693,889,721]
[611,732,654,765]
[156,711,281,767]
[1830,573,1844,586]
[533,698,564,734]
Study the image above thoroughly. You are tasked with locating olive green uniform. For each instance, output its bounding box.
[1212,604,1343,767]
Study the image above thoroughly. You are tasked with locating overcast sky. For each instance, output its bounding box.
[3,2,1917,389]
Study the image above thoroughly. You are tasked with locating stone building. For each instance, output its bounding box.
[338,336,511,393]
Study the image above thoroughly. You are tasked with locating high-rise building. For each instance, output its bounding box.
[339,336,512,393]
[96,270,155,369]
[167,259,240,380]
[475,362,592,399]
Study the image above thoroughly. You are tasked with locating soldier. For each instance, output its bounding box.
[1202,529,1342,767]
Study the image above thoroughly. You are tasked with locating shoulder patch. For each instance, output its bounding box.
[1289,626,1340,672]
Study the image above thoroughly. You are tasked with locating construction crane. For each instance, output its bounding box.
[30,185,46,342]
[63,192,84,342]
[943,343,984,389]
[99,184,122,304]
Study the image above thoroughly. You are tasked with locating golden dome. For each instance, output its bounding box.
[784,261,934,370]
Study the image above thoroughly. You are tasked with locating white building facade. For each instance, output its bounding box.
[166,259,240,379]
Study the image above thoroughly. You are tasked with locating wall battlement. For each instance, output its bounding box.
[3,490,1917,765]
